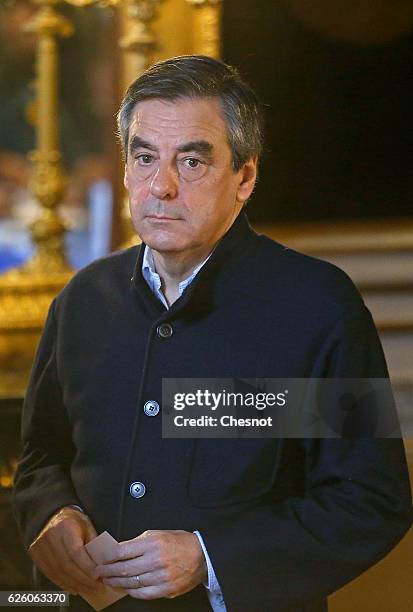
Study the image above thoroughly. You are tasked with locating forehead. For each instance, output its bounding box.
[128,97,229,147]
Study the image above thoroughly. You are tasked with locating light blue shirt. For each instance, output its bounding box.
[142,245,210,308]
[142,245,227,612]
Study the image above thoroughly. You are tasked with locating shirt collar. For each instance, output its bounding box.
[142,245,211,309]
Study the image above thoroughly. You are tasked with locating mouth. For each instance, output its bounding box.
[146,215,181,221]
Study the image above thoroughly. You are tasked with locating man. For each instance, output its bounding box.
[14,55,412,612]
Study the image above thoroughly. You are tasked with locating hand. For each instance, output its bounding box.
[93,530,208,600]
[29,506,100,595]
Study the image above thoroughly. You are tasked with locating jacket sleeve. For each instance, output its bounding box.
[13,299,81,550]
[200,308,413,611]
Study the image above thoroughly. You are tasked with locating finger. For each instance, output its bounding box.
[113,534,152,562]
[83,518,98,542]
[63,530,97,576]
[30,540,77,592]
[126,584,176,600]
[60,519,100,587]
[93,555,154,579]
[31,555,73,594]
[70,546,97,575]
[31,554,82,596]
[102,569,165,590]
[102,575,145,590]
[57,537,100,591]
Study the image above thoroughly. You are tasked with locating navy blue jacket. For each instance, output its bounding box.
[14,212,412,611]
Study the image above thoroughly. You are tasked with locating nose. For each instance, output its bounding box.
[149,162,178,200]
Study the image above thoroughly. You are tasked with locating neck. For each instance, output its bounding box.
[151,246,212,306]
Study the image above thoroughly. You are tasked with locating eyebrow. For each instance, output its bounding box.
[176,140,213,160]
[129,136,214,160]
[129,136,157,154]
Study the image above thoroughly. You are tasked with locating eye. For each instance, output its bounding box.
[178,157,207,181]
[183,158,201,169]
[136,153,153,165]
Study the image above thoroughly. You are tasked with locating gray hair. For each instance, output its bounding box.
[117,55,263,172]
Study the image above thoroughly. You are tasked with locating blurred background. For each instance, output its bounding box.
[0,1,412,610]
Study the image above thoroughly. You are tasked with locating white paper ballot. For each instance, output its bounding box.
[81,531,127,611]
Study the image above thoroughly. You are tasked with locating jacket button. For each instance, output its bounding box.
[157,323,173,338]
[129,481,146,499]
[144,400,160,416]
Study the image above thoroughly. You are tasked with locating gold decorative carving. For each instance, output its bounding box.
[0,0,75,394]
[120,0,163,57]
[186,0,222,58]
[0,273,70,391]
[21,2,73,275]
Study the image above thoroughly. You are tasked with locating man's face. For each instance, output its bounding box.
[124,97,257,258]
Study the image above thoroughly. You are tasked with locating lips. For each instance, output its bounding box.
[146,215,180,221]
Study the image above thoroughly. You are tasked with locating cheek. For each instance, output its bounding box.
[127,177,150,207]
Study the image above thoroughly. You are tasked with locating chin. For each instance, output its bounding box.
[144,235,188,253]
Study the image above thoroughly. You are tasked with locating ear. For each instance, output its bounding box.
[123,164,129,190]
[236,157,258,204]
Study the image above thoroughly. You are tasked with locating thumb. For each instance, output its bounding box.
[81,516,98,543]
